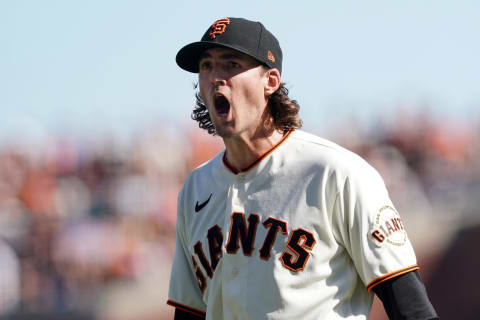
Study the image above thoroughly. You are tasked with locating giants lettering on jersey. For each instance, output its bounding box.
[370,205,407,246]
[190,212,316,293]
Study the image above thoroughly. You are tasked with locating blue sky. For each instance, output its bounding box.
[2,1,479,140]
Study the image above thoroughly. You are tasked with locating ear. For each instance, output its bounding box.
[264,68,281,97]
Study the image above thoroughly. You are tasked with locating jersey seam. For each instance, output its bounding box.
[329,190,344,247]
[178,190,191,253]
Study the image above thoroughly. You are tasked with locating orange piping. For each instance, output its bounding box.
[223,129,294,174]
[366,265,419,291]
[166,299,206,317]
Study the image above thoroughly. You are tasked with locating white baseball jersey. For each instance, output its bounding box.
[167,129,418,319]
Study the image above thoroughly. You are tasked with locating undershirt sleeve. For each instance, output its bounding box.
[373,270,439,320]
[174,308,206,320]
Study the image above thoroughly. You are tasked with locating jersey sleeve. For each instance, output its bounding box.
[168,188,207,316]
[331,159,418,291]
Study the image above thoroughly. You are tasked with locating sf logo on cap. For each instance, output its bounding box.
[209,18,230,39]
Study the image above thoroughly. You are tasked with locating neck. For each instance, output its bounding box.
[223,128,284,172]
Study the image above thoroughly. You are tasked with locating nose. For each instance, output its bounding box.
[210,66,227,87]
[212,77,226,87]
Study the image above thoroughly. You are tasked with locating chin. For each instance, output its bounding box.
[212,118,235,138]
[215,127,235,139]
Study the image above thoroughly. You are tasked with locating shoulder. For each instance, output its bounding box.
[185,150,224,181]
[288,129,380,178]
[178,150,225,202]
[289,129,360,160]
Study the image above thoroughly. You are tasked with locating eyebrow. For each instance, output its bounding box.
[219,53,243,60]
[199,51,244,61]
[199,52,212,61]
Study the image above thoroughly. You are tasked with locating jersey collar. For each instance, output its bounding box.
[222,129,294,175]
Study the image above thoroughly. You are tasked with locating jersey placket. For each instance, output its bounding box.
[221,172,249,317]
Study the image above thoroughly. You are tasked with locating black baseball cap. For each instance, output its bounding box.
[176,17,282,74]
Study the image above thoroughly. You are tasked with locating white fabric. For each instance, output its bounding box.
[168,130,417,319]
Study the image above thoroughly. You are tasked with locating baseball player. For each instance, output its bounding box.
[168,17,438,319]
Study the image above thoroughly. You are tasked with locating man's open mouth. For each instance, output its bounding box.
[214,93,230,118]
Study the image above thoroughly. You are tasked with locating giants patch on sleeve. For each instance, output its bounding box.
[370,206,407,246]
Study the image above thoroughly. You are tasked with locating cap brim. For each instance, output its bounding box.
[176,41,265,73]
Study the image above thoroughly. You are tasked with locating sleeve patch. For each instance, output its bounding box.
[370,205,407,246]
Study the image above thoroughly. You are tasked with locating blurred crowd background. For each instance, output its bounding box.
[3,1,479,319]
[0,108,479,320]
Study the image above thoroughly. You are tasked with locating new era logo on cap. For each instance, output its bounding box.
[267,50,275,62]
[176,17,283,74]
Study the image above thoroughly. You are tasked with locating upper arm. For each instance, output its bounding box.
[332,161,418,287]
[168,189,207,315]
[332,160,438,318]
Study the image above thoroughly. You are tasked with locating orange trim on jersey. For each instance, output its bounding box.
[223,129,294,174]
[166,299,206,317]
[366,265,419,291]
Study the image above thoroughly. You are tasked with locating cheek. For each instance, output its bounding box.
[238,79,265,106]
[198,79,210,106]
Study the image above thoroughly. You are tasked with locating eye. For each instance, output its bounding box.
[199,60,212,71]
[228,61,241,68]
